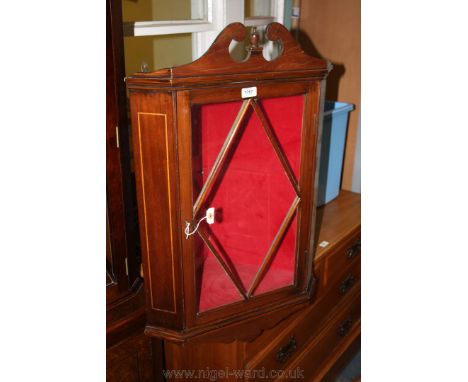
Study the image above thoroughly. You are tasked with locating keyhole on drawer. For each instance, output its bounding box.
[346,242,361,259]
[338,318,353,337]
[276,336,297,363]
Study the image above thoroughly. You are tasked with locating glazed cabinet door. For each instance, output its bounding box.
[177,81,323,327]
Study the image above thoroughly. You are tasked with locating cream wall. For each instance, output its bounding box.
[122,0,192,76]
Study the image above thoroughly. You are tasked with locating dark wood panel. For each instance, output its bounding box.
[106,0,140,302]
[107,307,146,349]
[107,333,155,382]
[138,111,177,313]
[129,91,184,330]
[188,81,310,105]
[106,0,162,379]
[164,340,245,382]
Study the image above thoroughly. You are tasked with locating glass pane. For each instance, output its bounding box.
[192,95,304,312]
[254,214,297,295]
[245,0,272,17]
[195,234,245,312]
[122,0,208,22]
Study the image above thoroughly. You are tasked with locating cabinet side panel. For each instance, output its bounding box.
[130,91,183,328]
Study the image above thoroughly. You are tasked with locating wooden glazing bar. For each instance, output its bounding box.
[193,100,251,217]
[251,99,300,196]
[247,196,301,297]
[197,227,248,301]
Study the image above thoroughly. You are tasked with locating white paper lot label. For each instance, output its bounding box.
[241,86,257,99]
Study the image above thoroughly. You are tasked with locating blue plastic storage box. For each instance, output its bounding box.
[317,101,354,207]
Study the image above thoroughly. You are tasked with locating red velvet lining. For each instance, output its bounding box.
[192,95,304,312]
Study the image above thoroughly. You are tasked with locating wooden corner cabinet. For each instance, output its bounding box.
[127,22,332,343]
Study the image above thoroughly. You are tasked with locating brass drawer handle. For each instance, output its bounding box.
[346,241,361,259]
[276,336,297,363]
[339,274,356,295]
[338,318,353,337]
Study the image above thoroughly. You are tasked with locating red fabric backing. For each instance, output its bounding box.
[192,95,304,312]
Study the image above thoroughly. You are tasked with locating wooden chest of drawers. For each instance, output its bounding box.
[164,191,361,381]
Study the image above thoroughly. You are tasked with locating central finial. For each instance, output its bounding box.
[250,27,259,47]
[248,26,263,55]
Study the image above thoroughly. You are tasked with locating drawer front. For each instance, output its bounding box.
[328,257,361,302]
[282,292,361,382]
[245,266,360,378]
[322,233,360,288]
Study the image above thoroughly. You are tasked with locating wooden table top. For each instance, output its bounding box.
[314,190,361,261]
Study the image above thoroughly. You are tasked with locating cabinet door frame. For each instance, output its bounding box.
[176,80,322,328]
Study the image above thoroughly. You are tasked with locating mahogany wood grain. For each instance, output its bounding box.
[145,294,311,343]
[294,81,321,295]
[164,340,245,382]
[129,91,184,330]
[321,233,360,288]
[107,307,146,349]
[189,81,309,105]
[314,190,361,263]
[127,22,332,342]
[107,332,155,382]
[175,90,198,329]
